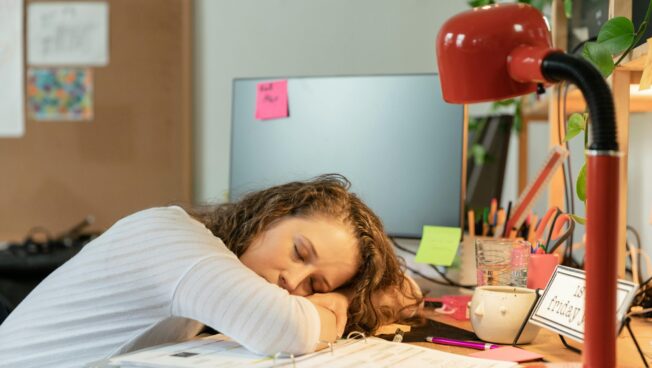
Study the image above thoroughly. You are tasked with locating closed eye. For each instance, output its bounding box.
[293,244,305,262]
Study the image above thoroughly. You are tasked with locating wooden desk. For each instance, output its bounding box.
[407,311,652,367]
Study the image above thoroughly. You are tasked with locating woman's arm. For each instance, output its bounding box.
[306,292,350,341]
[171,255,321,356]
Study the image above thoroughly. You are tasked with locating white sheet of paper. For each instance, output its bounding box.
[0,0,24,138]
[108,335,517,368]
[28,1,109,66]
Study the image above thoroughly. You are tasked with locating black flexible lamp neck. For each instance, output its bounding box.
[541,52,619,151]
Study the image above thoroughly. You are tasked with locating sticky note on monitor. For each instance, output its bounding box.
[414,226,461,266]
[255,80,288,120]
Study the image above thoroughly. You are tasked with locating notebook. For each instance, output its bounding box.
[377,318,479,343]
[101,333,518,368]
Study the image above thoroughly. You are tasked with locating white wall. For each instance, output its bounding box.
[193,0,468,203]
[627,112,652,275]
[527,112,652,277]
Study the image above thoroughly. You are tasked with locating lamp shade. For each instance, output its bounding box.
[436,4,554,103]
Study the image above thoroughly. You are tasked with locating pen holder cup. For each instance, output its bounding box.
[526,253,560,290]
[475,239,530,287]
[470,286,540,344]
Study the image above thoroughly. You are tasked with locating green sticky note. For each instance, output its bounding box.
[414,226,462,266]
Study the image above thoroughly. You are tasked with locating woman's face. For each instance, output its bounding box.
[240,215,360,296]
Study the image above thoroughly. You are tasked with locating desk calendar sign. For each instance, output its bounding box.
[529,266,637,342]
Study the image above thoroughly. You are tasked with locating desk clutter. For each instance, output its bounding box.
[99,333,519,368]
[465,197,575,290]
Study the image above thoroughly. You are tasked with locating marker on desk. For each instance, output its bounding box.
[392,328,405,343]
[425,337,499,350]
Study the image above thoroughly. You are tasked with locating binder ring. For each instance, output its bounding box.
[318,340,334,355]
[346,331,367,343]
[272,352,295,367]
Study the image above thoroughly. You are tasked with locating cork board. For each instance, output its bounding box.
[0,0,193,242]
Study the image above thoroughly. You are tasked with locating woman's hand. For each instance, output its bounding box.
[371,273,423,323]
[306,292,350,338]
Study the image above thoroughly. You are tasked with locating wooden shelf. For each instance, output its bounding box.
[522,40,652,121]
[621,39,650,71]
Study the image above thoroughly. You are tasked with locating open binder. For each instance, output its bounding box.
[98,332,517,368]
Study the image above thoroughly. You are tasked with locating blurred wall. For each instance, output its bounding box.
[193,1,652,273]
[193,0,468,203]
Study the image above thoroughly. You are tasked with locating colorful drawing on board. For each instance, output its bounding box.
[27,68,93,121]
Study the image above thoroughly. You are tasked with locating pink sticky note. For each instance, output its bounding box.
[255,80,288,120]
[469,346,544,363]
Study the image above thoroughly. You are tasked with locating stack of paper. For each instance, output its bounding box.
[104,334,518,368]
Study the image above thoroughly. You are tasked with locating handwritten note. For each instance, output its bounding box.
[0,0,24,137]
[28,2,109,66]
[415,226,461,266]
[255,80,288,120]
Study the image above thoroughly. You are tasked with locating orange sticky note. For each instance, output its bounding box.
[469,346,544,363]
[255,80,288,120]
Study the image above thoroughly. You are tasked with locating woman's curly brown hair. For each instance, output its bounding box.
[190,174,421,334]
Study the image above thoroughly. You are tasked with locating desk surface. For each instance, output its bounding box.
[409,310,652,367]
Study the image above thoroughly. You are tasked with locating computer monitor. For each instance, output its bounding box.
[230,74,466,238]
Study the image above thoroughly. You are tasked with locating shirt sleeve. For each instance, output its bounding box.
[170,254,321,356]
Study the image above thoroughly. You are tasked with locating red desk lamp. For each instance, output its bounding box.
[436,4,620,367]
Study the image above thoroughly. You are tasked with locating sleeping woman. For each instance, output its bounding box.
[0,174,422,367]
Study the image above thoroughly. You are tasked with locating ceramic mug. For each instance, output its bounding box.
[470,285,541,344]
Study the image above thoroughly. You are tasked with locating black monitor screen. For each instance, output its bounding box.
[230,74,465,238]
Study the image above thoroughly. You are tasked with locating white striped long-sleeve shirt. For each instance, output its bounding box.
[0,206,321,367]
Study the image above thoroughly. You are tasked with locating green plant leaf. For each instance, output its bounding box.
[582,42,615,77]
[513,105,522,133]
[564,0,572,19]
[468,117,480,131]
[569,214,586,225]
[491,99,516,108]
[564,113,586,142]
[597,17,635,55]
[576,163,587,202]
[471,144,487,165]
[468,0,494,7]
[523,0,550,11]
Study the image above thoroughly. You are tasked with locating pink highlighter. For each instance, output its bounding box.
[426,337,499,350]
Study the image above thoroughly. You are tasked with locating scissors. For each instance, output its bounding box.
[532,207,575,254]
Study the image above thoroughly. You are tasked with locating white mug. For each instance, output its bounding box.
[470,286,541,344]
